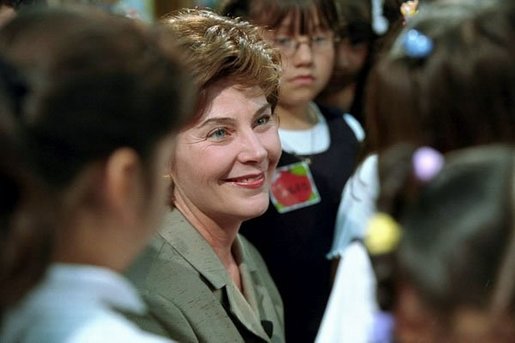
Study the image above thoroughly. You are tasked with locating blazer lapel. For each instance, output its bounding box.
[159,210,270,341]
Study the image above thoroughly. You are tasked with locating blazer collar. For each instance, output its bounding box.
[157,209,258,287]
[158,209,229,289]
[157,209,270,341]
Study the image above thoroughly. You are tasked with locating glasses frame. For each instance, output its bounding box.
[272,32,337,56]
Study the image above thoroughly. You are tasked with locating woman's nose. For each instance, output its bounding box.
[239,131,267,163]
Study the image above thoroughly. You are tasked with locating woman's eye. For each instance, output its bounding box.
[255,115,272,127]
[207,128,229,140]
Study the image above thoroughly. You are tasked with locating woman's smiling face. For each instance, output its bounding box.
[170,81,281,224]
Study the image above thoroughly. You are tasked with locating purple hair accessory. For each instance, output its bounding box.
[413,147,444,182]
[402,29,433,58]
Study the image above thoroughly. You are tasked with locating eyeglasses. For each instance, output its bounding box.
[272,34,336,55]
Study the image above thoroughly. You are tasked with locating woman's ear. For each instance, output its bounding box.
[104,148,142,220]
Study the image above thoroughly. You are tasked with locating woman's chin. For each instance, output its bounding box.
[238,198,270,222]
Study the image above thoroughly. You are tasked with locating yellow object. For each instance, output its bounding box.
[401,0,419,19]
[365,213,402,255]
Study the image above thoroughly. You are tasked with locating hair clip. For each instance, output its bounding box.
[372,0,389,35]
[402,29,433,58]
[401,0,419,21]
[413,146,444,182]
[365,213,401,255]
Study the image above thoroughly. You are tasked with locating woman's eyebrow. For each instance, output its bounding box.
[196,117,236,129]
[252,103,273,118]
[197,103,271,128]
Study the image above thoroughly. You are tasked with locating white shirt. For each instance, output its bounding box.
[328,154,379,259]
[316,242,378,343]
[279,103,331,155]
[320,155,396,342]
[0,264,173,343]
[278,103,365,156]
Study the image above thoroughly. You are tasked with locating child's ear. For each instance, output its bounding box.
[104,148,141,217]
[395,282,442,342]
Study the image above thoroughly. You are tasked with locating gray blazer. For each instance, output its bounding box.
[126,210,285,343]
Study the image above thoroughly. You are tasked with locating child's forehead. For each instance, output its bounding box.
[272,8,331,34]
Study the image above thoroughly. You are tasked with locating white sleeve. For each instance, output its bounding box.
[343,113,365,142]
[316,242,378,343]
[328,154,380,259]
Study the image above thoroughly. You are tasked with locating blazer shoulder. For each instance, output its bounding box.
[127,240,245,343]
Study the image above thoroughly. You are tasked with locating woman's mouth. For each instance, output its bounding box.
[225,173,266,189]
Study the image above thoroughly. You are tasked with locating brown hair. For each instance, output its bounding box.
[366,1,515,154]
[0,5,195,310]
[0,59,52,312]
[220,0,339,38]
[0,6,195,188]
[162,8,281,119]
[377,144,515,340]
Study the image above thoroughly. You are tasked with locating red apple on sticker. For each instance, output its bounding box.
[271,170,313,207]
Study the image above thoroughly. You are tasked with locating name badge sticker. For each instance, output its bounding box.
[270,161,321,213]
